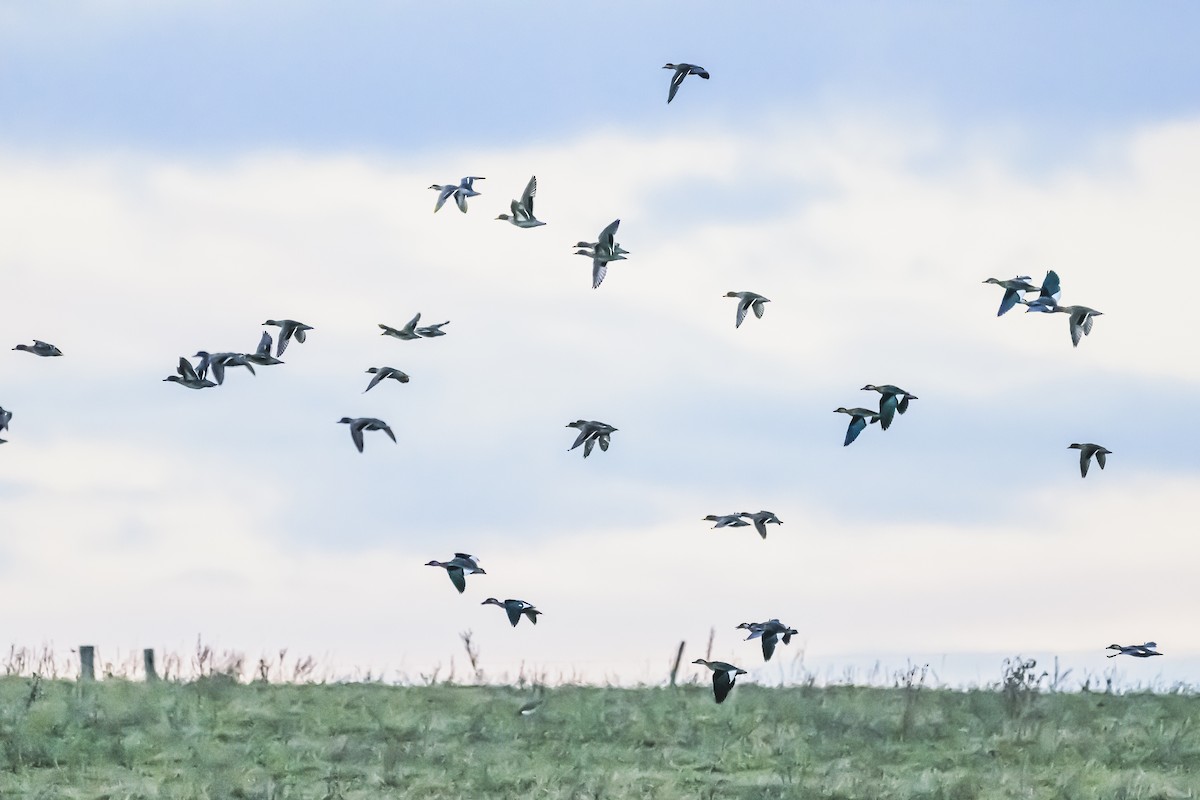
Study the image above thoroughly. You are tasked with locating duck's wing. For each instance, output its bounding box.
[878,394,898,431]
[349,422,365,453]
[433,185,454,213]
[255,331,274,357]
[711,670,735,703]
[761,631,778,662]
[177,357,199,381]
[1040,270,1061,302]
[844,415,867,446]
[583,437,595,458]
[597,433,610,452]
[505,603,522,627]
[597,219,620,250]
[1079,449,1090,478]
[668,66,686,103]
[364,370,385,393]
[569,427,592,451]
[592,258,608,289]
[1096,450,1107,470]
[1068,313,1084,347]
[381,424,397,443]
[403,312,422,334]
[524,608,540,625]
[446,567,466,594]
[1081,311,1096,336]
[691,65,710,78]
[455,188,468,213]
[753,517,768,540]
[275,327,292,356]
[998,287,1021,316]
[752,298,766,319]
[897,394,913,414]
[735,297,749,328]
[520,175,537,215]
[211,360,226,386]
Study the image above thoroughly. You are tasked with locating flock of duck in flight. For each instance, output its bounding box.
[1,63,1160,702]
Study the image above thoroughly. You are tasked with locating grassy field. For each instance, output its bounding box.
[1,667,1198,799]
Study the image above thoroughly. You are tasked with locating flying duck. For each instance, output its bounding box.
[692,659,746,703]
[1106,642,1162,658]
[482,598,541,627]
[416,321,451,338]
[724,291,769,328]
[163,357,217,389]
[0,405,11,443]
[13,340,62,357]
[193,351,256,385]
[1023,297,1103,346]
[703,514,751,529]
[262,319,312,357]
[245,332,285,366]
[430,176,484,213]
[363,366,411,393]
[861,385,918,431]
[576,219,624,289]
[982,275,1039,316]
[337,417,396,453]
[664,63,710,103]
[739,510,782,540]
[426,553,486,594]
[379,314,423,340]
[833,407,881,446]
[736,619,798,662]
[1069,443,1111,478]
[496,176,545,228]
[566,420,617,457]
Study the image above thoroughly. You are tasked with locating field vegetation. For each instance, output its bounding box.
[0,646,1197,799]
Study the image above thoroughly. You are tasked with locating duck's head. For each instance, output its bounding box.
[495,214,510,221]
[663,63,678,70]
[1068,443,1083,450]
[481,597,502,606]
[724,291,740,298]
[263,319,277,326]
[982,277,1002,285]
[337,417,354,425]
[425,560,444,568]
[861,384,878,391]
[163,376,180,383]
[691,658,709,666]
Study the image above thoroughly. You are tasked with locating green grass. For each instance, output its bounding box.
[0,675,1198,799]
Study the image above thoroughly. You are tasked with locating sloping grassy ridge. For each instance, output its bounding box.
[0,677,1197,799]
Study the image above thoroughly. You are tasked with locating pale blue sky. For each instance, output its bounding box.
[2,1,1199,685]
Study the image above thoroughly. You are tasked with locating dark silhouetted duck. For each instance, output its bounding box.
[337,417,396,453]
[692,659,746,703]
[482,598,541,627]
[1069,443,1111,478]
[426,553,486,593]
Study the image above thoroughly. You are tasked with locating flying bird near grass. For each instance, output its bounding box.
[1106,642,1161,658]
[692,659,746,703]
[426,553,486,594]
[482,598,542,627]
[737,619,799,662]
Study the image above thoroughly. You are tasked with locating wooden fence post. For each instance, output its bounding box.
[669,641,686,686]
[144,649,158,682]
[79,645,95,681]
